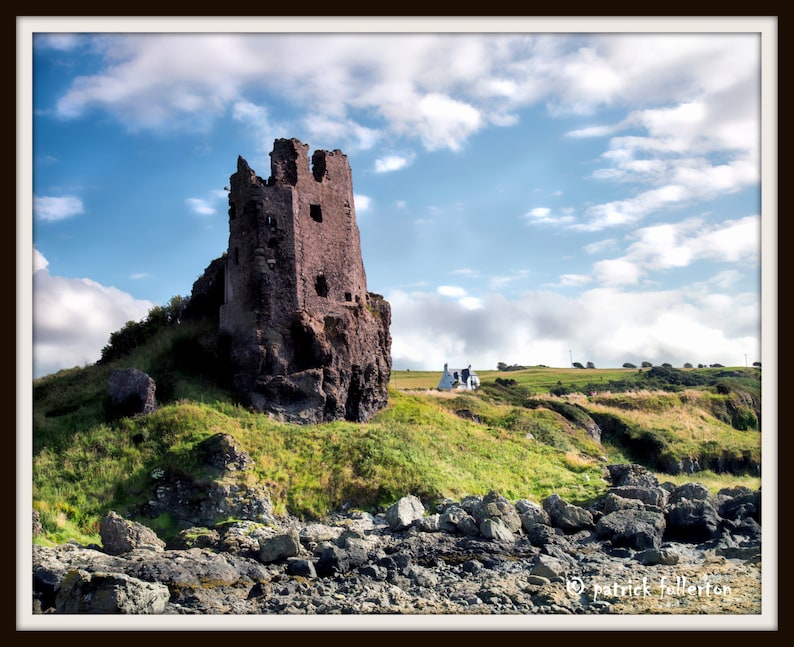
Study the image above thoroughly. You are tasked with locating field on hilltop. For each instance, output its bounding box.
[31,307,763,546]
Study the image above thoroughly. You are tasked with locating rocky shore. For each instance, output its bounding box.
[31,464,762,617]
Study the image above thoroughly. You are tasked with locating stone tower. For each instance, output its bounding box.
[217,138,391,423]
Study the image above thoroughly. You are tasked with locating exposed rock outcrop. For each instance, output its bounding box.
[32,471,762,616]
[107,368,157,418]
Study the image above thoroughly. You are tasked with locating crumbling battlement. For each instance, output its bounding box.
[206,138,391,423]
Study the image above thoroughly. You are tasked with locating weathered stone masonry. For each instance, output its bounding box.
[199,138,391,423]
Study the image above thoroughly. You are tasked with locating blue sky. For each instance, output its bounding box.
[22,18,775,379]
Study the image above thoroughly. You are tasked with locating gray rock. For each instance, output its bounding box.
[480,518,515,542]
[195,433,254,471]
[542,494,594,532]
[439,505,475,534]
[55,569,170,614]
[665,499,721,541]
[636,548,679,565]
[172,527,220,550]
[609,485,669,508]
[414,513,441,533]
[258,528,301,563]
[107,368,157,417]
[516,499,551,528]
[530,554,568,580]
[471,491,522,533]
[385,495,425,531]
[667,482,712,505]
[595,509,666,550]
[607,464,660,488]
[286,558,317,578]
[602,492,646,515]
[99,511,165,555]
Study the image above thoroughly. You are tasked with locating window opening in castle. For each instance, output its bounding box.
[315,273,329,297]
[345,292,352,302]
[310,204,323,223]
[266,214,276,229]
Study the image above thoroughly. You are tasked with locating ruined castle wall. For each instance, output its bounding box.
[273,140,368,316]
[215,139,391,423]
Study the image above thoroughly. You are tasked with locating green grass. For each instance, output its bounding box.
[32,390,611,544]
[30,314,764,546]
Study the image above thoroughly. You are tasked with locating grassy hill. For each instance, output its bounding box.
[31,311,763,546]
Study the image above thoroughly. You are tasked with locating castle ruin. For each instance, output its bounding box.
[192,138,391,423]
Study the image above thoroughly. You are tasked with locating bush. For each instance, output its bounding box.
[98,296,189,365]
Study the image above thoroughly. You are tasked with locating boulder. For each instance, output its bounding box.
[195,433,254,471]
[542,494,594,533]
[609,485,668,509]
[602,492,646,515]
[667,482,712,505]
[55,569,170,614]
[665,499,722,541]
[471,490,522,533]
[258,528,301,563]
[286,558,317,578]
[107,368,157,417]
[315,545,352,577]
[595,509,667,550]
[171,527,220,550]
[479,518,515,542]
[530,554,568,580]
[99,511,165,555]
[607,464,660,488]
[385,495,425,531]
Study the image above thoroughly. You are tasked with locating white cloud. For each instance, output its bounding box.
[185,197,215,216]
[413,93,482,152]
[437,285,467,298]
[387,285,759,372]
[34,195,84,222]
[592,259,643,286]
[374,154,413,173]
[232,100,285,150]
[33,247,49,273]
[33,249,154,378]
[549,274,593,288]
[522,207,575,226]
[459,297,485,310]
[602,215,760,280]
[45,32,759,165]
[302,115,379,152]
[34,34,82,51]
[354,194,371,212]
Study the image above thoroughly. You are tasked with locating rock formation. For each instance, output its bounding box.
[106,368,157,418]
[31,465,762,616]
[190,139,391,424]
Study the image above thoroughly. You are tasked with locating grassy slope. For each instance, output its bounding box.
[31,326,762,546]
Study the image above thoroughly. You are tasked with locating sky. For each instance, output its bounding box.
[21,17,776,379]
